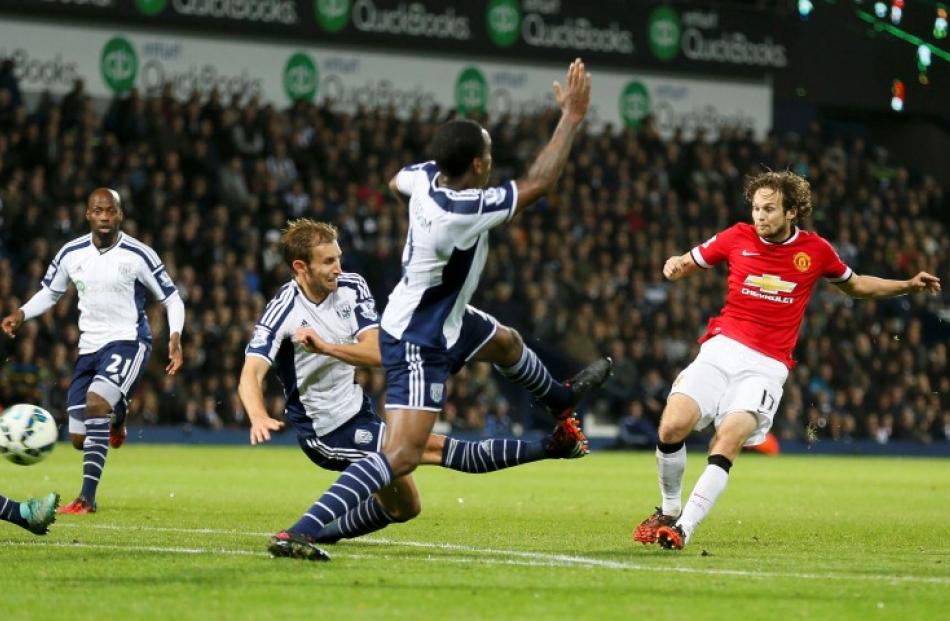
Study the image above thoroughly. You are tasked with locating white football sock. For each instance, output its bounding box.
[677,462,730,540]
[656,445,687,516]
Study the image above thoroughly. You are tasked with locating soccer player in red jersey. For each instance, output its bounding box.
[633,171,941,550]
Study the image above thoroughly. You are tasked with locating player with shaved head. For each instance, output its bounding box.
[2,188,186,514]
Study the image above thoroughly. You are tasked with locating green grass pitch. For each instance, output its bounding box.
[4,444,948,620]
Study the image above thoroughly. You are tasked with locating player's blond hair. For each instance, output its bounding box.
[743,171,813,222]
[281,219,338,266]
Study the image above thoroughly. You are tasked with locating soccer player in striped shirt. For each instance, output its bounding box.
[239,220,590,560]
[2,189,185,514]
[257,60,616,560]
[633,170,941,550]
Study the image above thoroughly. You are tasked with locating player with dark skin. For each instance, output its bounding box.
[381,59,597,482]
[243,226,588,534]
[263,60,612,560]
[2,189,184,450]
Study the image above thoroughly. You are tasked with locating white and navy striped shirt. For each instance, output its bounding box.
[245,274,378,437]
[381,161,517,349]
[41,233,178,354]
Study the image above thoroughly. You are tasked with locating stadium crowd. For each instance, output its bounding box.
[0,72,947,446]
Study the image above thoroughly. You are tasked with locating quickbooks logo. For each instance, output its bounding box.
[100,36,138,93]
[348,0,470,40]
[497,1,633,54]
[650,9,788,68]
[619,81,650,128]
[455,67,487,115]
[648,6,680,61]
[169,0,298,24]
[283,53,318,102]
[486,0,520,47]
[135,0,167,15]
[315,0,350,33]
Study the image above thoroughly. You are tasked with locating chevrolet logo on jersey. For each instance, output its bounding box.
[743,274,797,293]
[742,274,796,304]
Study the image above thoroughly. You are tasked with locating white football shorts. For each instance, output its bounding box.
[669,335,789,446]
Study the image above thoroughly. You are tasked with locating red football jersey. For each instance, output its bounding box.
[690,223,852,368]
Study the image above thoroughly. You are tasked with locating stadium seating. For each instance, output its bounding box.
[0,80,946,444]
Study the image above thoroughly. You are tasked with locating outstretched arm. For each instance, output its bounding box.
[663,252,701,282]
[294,326,381,368]
[238,355,285,445]
[1,287,63,337]
[514,58,592,210]
[835,271,941,299]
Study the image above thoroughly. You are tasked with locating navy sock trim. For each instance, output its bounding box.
[708,453,733,473]
[0,495,27,527]
[657,440,685,454]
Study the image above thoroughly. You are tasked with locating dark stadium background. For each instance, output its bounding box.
[0,0,947,455]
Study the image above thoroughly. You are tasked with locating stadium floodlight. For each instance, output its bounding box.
[890,0,903,26]
[918,44,932,70]
[890,79,905,111]
[798,0,813,20]
[917,44,932,84]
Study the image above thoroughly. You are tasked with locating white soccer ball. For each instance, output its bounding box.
[0,403,59,466]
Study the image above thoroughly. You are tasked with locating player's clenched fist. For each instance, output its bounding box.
[663,255,685,280]
[1,309,24,337]
[294,326,329,354]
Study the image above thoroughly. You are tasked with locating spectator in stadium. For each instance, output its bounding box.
[615,401,659,450]
[632,170,941,551]
[0,77,945,450]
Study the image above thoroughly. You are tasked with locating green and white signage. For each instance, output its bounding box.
[1,17,772,139]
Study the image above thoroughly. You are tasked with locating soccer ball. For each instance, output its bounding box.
[0,403,58,466]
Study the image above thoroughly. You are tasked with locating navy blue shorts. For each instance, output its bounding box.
[67,340,151,433]
[381,306,498,411]
[298,399,385,472]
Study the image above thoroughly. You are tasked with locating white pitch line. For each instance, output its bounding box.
[7,540,260,557]
[6,540,630,570]
[45,523,950,586]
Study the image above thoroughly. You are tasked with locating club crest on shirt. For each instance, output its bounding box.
[793,252,811,272]
[335,303,352,320]
[249,326,270,348]
[357,300,378,322]
[430,383,444,403]
[354,429,374,445]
